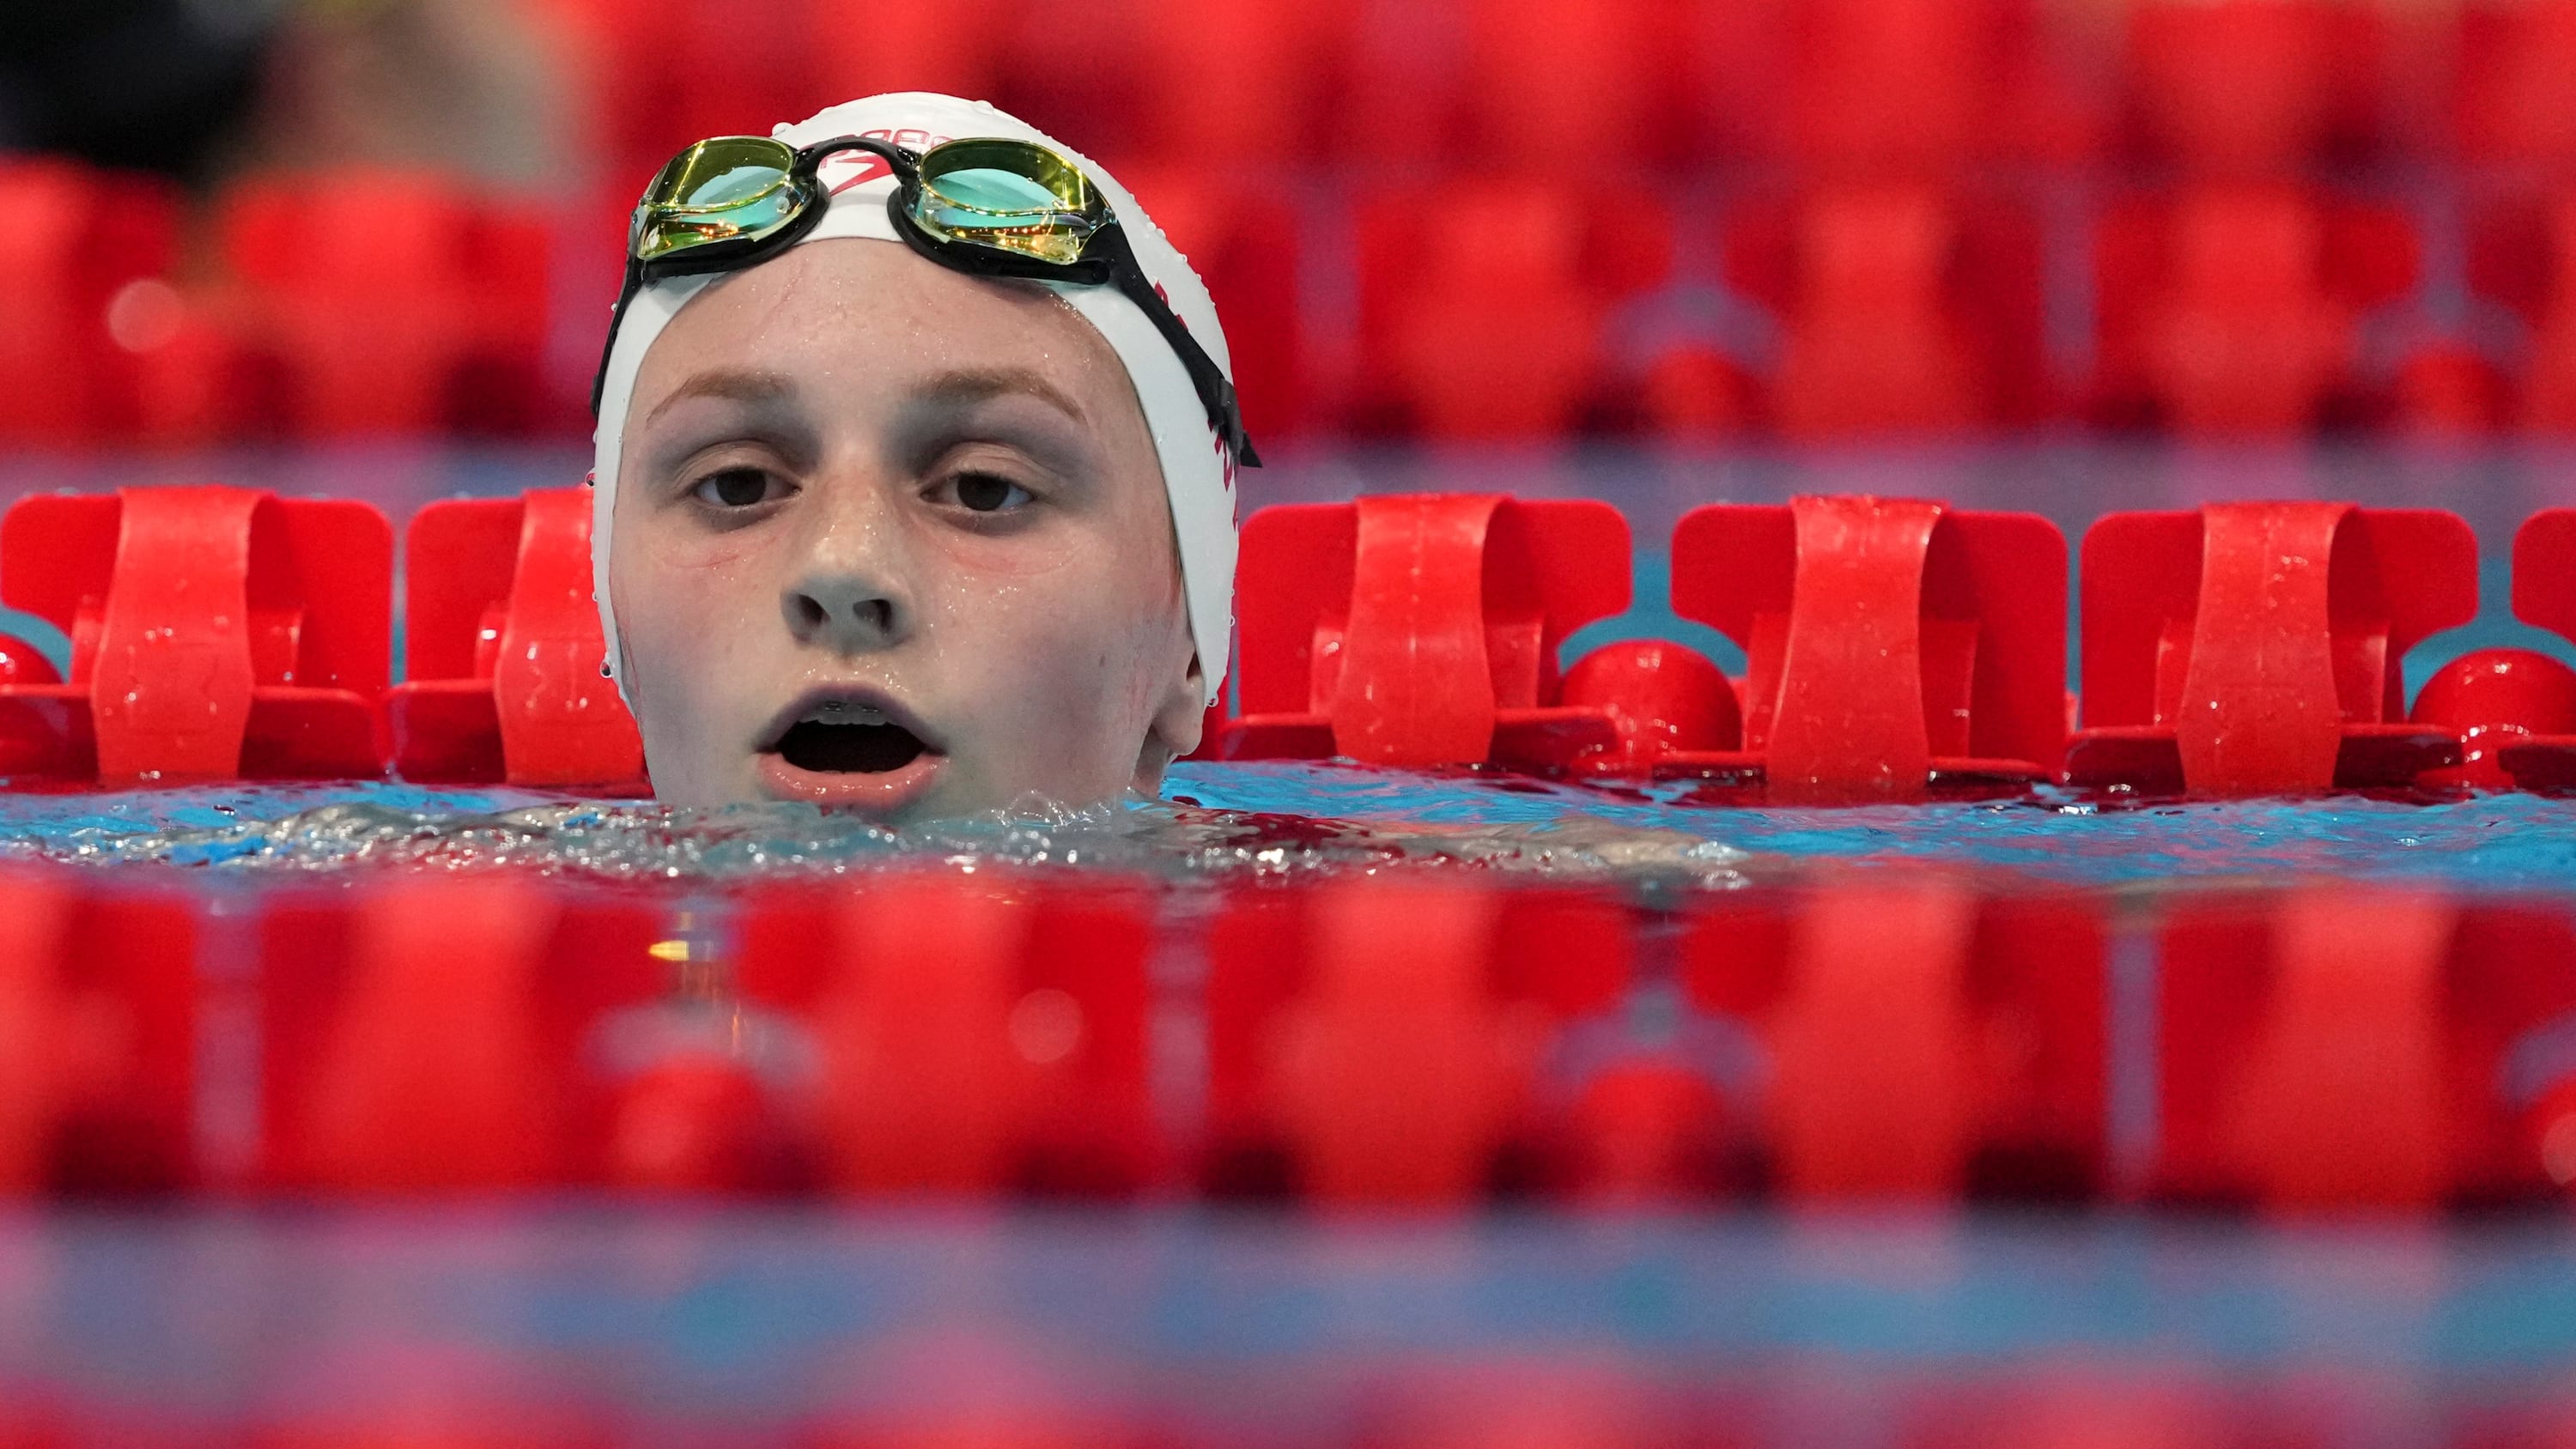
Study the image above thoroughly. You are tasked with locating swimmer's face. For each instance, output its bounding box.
[611,239,1204,819]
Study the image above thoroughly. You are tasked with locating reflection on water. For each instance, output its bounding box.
[1,762,2574,892]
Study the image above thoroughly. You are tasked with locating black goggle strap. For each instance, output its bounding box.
[1103,253,1261,470]
[591,253,647,416]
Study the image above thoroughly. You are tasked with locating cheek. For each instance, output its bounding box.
[610,520,780,773]
[917,520,1083,582]
[614,527,767,663]
[927,534,1182,727]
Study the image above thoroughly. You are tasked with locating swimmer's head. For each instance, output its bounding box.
[590,94,1241,820]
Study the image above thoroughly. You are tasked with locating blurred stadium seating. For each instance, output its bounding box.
[12,0,2576,449]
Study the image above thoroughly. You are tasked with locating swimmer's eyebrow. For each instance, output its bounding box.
[639,368,799,430]
[914,367,1089,427]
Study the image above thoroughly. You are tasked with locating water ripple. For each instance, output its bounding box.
[1,764,2572,894]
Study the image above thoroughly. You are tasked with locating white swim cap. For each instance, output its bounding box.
[590,92,1241,706]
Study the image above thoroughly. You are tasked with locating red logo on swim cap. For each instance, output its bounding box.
[820,129,953,196]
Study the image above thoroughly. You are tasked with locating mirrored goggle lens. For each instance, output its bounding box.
[911,139,1104,266]
[635,136,805,262]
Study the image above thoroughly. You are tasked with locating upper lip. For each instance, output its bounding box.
[756,683,945,756]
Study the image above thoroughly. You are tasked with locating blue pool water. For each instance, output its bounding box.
[3,764,2574,894]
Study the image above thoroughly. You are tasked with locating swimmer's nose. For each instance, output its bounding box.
[786,562,910,653]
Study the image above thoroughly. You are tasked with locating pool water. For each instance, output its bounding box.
[3,763,2573,894]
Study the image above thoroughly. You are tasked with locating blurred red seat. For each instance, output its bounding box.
[1109,167,1307,442]
[1724,183,2048,436]
[538,0,831,194]
[2093,185,2417,434]
[2465,191,2576,431]
[1464,0,1670,162]
[797,0,985,134]
[2517,198,2576,433]
[219,168,556,437]
[1127,0,1345,171]
[2123,0,2379,173]
[1762,186,1968,435]
[0,159,182,447]
[1790,0,1995,173]
[1777,186,1980,434]
[1356,179,1669,439]
[2455,0,2576,168]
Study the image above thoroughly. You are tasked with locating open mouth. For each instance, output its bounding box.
[762,695,940,775]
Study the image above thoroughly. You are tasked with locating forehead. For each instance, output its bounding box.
[630,237,1136,415]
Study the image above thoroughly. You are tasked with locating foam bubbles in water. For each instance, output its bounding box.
[0,767,1753,888]
[7,763,2576,894]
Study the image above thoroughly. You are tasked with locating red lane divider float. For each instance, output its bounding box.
[0,485,390,784]
[4,865,2576,1212]
[1204,878,1628,1203]
[1680,879,2108,1203]
[1218,494,1631,769]
[2439,506,2576,791]
[0,870,197,1194]
[735,872,1159,1197]
[15,485,2576,798]
[2154,889,2576,1213]
[2068,501,2477,795]
[386,487,647,791]
[258,877,665,1192]
[1655,494,2068,802]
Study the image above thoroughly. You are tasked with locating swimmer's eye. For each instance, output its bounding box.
[937,470,1036,513]
[690,467,788,509]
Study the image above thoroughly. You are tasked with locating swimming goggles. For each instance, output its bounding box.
[592,133,1261,469]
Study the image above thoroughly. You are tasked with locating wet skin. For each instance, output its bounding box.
[611,238,1204,819]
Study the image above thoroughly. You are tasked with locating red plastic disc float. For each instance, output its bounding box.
[2066,501,2476,795]
[2482,508,2576,791]
[1218,494,1631,769]
[384,487,647,791]
[1659,494,2069,803]
[1680,877,2108,1203]
[0,485,389,785]
[2154,889,2576,1212]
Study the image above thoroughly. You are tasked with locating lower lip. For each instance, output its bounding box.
[756,749,947,814]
